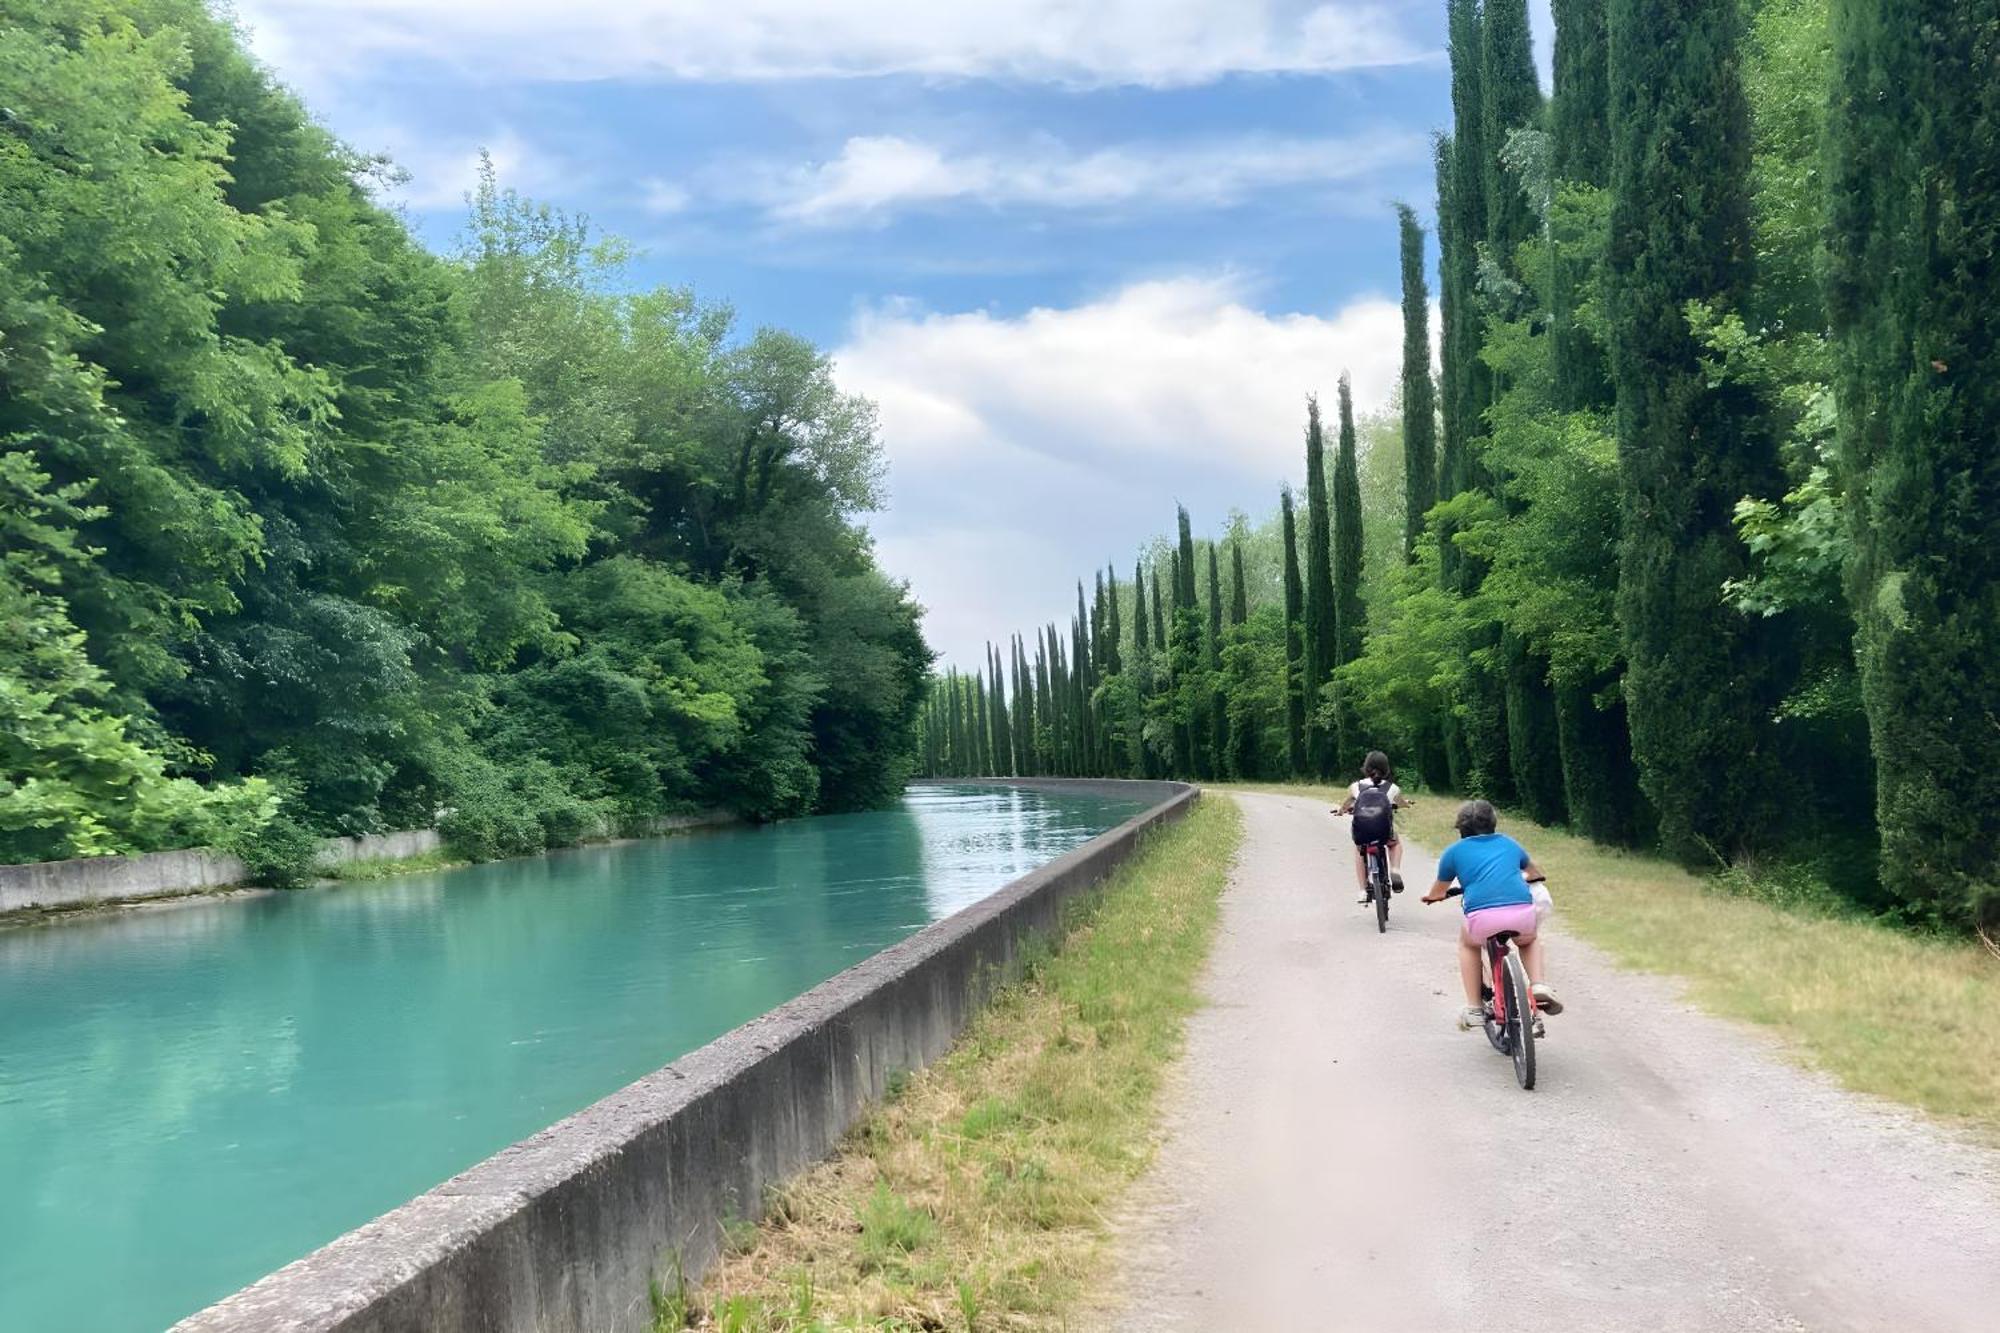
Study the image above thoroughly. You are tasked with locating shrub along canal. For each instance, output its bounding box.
[0,783,1146,1333]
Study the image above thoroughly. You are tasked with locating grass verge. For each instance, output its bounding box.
[1223,781,2000,1134]
[318,851,462,883]
[663,792,1242,1331]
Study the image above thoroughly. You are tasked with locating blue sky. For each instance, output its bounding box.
[236,0,1552,669]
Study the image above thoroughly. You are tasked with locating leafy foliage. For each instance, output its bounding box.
[0,1,929,867]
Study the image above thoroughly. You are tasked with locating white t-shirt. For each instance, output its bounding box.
[1349,780,1403,803]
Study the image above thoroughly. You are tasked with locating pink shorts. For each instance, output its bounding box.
[1463,903,1539,946]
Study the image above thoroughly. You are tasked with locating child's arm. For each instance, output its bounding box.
[1421,877,1454,904]
[1522,856,1547,884]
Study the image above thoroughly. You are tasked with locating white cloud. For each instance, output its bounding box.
[236,1,1428,88]
[351,128,570,212]
[839,277,1406,668]
[746,131,1424,226]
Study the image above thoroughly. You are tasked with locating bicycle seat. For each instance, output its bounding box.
[1489,930,1520,945]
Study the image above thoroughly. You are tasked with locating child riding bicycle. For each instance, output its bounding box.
[1335,751,1413,906]
[1421,799,1564,1029]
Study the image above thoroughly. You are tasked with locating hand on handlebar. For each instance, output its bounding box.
[1422,884,1462,906]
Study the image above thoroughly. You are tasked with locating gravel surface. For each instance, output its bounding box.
[1106,791,2000,1331]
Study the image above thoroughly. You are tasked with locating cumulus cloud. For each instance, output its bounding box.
[235,0,1427,87]
[744,131,1425,226]
[839,277,1406,667]
[350,128,571,212]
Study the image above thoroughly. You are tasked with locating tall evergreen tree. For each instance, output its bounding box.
[1333,373,1367,669]
[1827,0,2000,924]
[1397,204,1440,560]
[1230,542,1249,626]
[1206,543,1228,777]
[1551,0,1612,188]
[1171,508,1203,776]
[1330,374,1367,772]
[1482,0,1545,280]
[1607,0,1785,860]
[1301,396,1338,774]
[1132,561,1150,654]
[1280,487,1308,777]
[1551,0,1615,414]
[1445,0,1492,499]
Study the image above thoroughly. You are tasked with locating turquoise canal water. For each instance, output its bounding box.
[0,784,1145,1332]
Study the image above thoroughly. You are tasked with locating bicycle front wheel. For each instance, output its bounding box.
[1373,854,1389,933]
[1503,951,1536,1090]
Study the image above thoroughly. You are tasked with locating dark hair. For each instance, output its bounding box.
[1454,799,1498,838]
[1363,750,1392,782]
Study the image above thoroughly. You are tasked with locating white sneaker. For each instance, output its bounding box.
[1457,1006,1486,1031]
[1531,983,1564,1015]
[1357,889,1372,906]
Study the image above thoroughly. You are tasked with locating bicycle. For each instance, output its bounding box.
[1360,839,1393,933]
[1440,884,1539,1090]
[1334,797,1412,935]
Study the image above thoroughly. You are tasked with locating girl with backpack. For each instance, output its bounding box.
[1335,751,1413,905]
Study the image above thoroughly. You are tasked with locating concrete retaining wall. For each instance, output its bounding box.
[0,812,741,916]
[0,830,445,914]
[172,779,1198,1333]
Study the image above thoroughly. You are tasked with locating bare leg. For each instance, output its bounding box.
[1518,935,1547,986]
[1389,839,1405,875]
[1456,933,1486,1007]
[1353,846,1369,891]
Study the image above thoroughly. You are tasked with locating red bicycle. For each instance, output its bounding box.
[1443,884,1539,1090]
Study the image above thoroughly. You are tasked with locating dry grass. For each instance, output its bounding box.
[664,793,1242,1331]
[1223,781,2000,1134]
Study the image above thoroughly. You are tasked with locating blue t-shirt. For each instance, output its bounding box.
[1437,833,1532,912]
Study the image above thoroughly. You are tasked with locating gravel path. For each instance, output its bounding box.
[1106,791,2000,1331]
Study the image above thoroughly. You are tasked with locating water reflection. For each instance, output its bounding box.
[0,783,1142,1333]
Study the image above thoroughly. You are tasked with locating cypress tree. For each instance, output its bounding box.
[974,670,990,775]
[1607,0,1785,860]
[1302,397,1337,774]
[1434,135,1466,513]
[993,644,1013,775]
[1132,561,1150,654]
[1074,583,1097,774]
[1149,560,1168,663]
[1445,0,1492,499]
[1171,509,1203,777]
[1280,487,1308,776]
[1103,567,1124,677]
[1331,373,1366,771]
[1333,373,1367,668]
[1230,542,1248,626]
[1397,204,1439,560]
[1206,542,1228,777]
[1482,0,1544,279]
[1551,0,1611,188]
[1827,0,2000,923]
[1551,0,1614,413]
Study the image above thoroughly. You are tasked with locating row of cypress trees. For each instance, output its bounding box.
[924,0,1997,931]
[917,380,1377,787]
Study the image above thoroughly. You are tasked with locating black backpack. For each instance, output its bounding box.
[1351,780,1394,844]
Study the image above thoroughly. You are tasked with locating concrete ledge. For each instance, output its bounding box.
[0,830,445,914]
[172,779,1197,1333]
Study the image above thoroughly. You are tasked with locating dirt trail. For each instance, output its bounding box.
[1106,791,2000,1331]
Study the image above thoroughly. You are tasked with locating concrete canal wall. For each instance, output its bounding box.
[0,830,443,914]
[172,779,1198,1333]
[0,812,737,916]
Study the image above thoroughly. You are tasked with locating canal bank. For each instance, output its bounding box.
[0,783,1163,1332]
[167,780,1192,1333]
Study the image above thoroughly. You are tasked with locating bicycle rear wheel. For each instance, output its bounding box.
[1373,851,1389,933]
[1503,951,1536,1090]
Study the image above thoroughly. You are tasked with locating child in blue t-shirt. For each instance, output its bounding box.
[1422,799,1564,1030]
